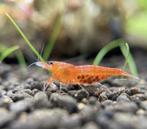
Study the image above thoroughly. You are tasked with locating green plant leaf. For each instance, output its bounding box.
[93,39,138,76]
[43,14,62,60]
[120,43,138,75]
[16,50,27,68]
[5,12,44,62]
[0,44,26,68]
[0,46,19,61]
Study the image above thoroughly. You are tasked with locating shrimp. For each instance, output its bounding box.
[35,61,134,85]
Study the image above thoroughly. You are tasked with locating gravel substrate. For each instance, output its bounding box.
[0,63,147,129]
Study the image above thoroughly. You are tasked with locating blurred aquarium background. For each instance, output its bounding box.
[0,0,147,73]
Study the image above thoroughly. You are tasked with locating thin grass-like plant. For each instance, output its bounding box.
[0,44,27,68]
[16,50,27,68]
[0,45,19,62]
[93,39,138,76]
[5,12,44,62]
[43,15,62,60]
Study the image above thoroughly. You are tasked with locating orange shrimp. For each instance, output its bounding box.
[35,61,133,85]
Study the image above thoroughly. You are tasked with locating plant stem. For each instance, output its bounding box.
[5,12,44,62]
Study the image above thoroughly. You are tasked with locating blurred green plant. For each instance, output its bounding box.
[0,44,26,68]
[5,12,61,62]
[93,39,138,76]
[5,12,44,62]
[43,14,62,60]
[16,50,27,68]
[137,0,147,10]
[126,0,147,39]
[126,13,147,38]
[0,44,19,62]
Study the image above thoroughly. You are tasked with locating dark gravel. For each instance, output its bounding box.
[1,63,147,129]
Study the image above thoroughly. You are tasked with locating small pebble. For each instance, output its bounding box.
[74,89,89,101]
[82,122,100,129]
[141,101,147,110]
[99,92,108,102]
[50,93,78,113]
[0,108,15,128]
[105,102,138,113]
[117,93,131,102]
[0,95,13,107]
[10,98,34,113]
[10,109,68,129]
[22,78,42,90]
[80,105,97,122]
[34,92,52,108]
[89,97,97,105]
[60,114,81,128]
[7,90,32,101]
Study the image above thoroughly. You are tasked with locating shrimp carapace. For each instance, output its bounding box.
[35,61,134,85]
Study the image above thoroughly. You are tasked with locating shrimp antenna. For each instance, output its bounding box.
[28,61,47,69]
[28,43,45,69]
[27,54,41,69]
[27,62,39,69]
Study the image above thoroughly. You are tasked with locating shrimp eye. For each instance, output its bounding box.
[48,61,54,65]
